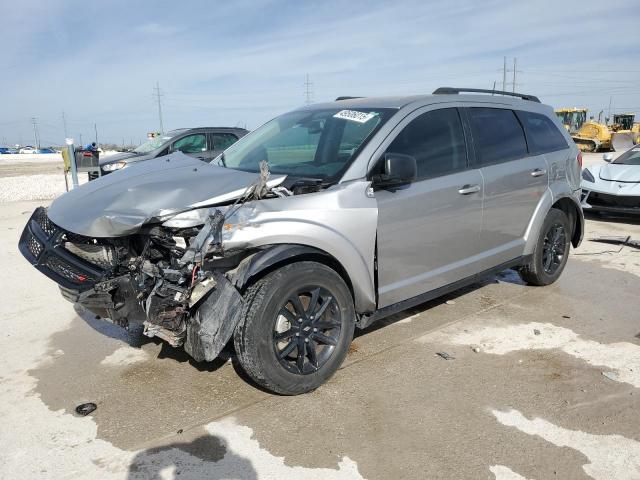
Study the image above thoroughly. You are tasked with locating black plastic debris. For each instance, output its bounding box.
[75,402,97,416]
[436,351,455,360]
[534,329,541,336]
[177,429,184,434]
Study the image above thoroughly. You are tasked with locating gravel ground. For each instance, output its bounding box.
[0,152,117,202]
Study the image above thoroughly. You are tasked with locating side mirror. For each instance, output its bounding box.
[603,153,614,163]
[373,153,417,187]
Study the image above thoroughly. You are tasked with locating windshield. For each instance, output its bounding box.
[613,147,640,165]
[221,108,394,180]
[133,129,188,154]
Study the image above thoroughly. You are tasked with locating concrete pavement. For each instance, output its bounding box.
[1,199,639,479]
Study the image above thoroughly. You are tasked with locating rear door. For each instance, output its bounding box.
[466,107,548,267]
[375,107,484,307]
[208,132,240,161]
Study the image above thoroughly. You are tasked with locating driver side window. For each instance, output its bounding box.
[385,108,467,180]
[172,134,207,154]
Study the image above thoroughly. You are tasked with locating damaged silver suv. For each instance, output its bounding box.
[19,87,583,395]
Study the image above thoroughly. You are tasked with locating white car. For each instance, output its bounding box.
[581,146,640,214]
[18,146,38,154]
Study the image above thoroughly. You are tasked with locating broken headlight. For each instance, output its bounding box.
[581,168,595,183]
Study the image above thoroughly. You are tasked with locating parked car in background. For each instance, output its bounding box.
[100,127,248,175]
[36,148,57,154]
[19,88,583,395]
[581,146,640,214]
[19,146,37,154]
[0,147,11,154]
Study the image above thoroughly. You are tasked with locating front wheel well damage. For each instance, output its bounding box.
[551,197,582,247]
[230,244,355,303]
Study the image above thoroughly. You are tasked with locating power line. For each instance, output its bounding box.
[62,111,68,138]
[304,74,313,105]
[30,117,40,148]
[153,81,165,133]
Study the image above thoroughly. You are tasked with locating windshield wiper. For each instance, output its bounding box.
[216,153,227,167]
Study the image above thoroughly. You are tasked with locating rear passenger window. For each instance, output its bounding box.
[468,108,527,165]
[517,111,568,154]
[386,108,467,179]
[212,133,238,151]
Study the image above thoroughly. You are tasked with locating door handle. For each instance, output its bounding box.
[458,184,481,195]
[530,168,547,177]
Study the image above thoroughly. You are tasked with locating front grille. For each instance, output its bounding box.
[64,242,117,269]
[44,256,95,284]
[589,191,640,208]
[26,232,44,259]
[33,207,57,237]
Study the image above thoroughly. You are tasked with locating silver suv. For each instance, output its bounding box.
[19,87,583,395]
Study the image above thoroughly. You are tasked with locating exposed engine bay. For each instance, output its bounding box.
[19,161,326,362]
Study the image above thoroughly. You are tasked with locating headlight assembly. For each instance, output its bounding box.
[102,161,127,172]
[581,168,595,183]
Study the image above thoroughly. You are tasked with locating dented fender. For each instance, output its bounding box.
[222,181,378,312]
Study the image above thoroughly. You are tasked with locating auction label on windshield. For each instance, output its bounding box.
[333,110,376,123]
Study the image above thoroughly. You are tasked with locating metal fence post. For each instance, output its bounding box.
[66,138,79,188]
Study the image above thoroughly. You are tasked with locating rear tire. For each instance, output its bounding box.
[519,208,571,286]
[233,261,355,395]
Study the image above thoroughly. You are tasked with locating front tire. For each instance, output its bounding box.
[233,261,355,395]
[519,208,571,286]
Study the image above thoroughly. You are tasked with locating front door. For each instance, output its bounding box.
[171,133,209,160]
[375,107,484,308]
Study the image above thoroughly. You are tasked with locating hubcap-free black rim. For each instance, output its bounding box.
[272,287,341,375]
[542,223,567,274]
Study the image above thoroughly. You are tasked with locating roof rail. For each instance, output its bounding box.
[432,87,540,103]
[335,96,363,101]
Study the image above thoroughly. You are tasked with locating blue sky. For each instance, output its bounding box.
[1,0,639,146]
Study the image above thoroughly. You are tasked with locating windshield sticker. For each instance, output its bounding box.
[333,110,377,124]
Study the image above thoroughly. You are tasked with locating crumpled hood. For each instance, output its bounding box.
[599,163,640,182]
[48,152,282,237]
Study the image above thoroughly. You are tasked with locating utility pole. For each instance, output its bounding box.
[62,111,68,138]
[304,74,313,105]
[492,80,497,94]
[153,81,164,133]
[79,133,83,147]
[94,123,98,145]
[502,56,507,92]
[512,57,517,93]
[30,117,40,148]
[607,96,612,124]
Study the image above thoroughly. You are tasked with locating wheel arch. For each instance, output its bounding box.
[230,244,360,309]
[552,196,583,248]
[524,190,584,255]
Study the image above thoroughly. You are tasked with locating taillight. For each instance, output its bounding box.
[577,151,583,168]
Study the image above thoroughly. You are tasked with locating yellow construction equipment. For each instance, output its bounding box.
[610,113,640,151]
[571,120,612,152]
[555,108,587,134]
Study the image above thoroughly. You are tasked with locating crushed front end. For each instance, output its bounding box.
[19,206,244,362]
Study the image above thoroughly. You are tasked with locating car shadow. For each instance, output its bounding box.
[127,434,258,479]
[74,304,230,373]
[584,211,640,226]
[355,271,522,337]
